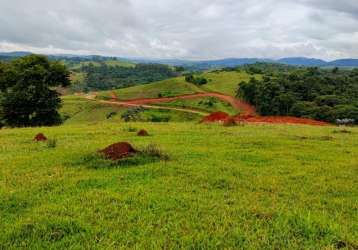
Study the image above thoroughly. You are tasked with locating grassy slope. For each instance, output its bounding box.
[94,71,259,116]
[60,96,201,124]
[97,71,258,101]
[155,97,238,115]
[98,77,205,100]
[0,122,357,249]
[199,71,260,96]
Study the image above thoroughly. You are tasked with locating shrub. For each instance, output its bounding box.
[46,139,57,148]
[150,115,170,123]
[121,107,145,122]
[106,111,117,119]
[127,127,138,132]
[141,143,169,161]
[185,74,208,85]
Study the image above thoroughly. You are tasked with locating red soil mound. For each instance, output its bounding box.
[34,133,47,141]
[236,115,329,126]
[99,142,137,161]
[201,112,230,123]
[202,112,328,126]
[223,117,237,127]
[137,129,149,136]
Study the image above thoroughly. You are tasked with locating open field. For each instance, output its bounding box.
[199,71,260,96]
[155,97,238,115]
[0,121,357,249]
[97,77,204,100]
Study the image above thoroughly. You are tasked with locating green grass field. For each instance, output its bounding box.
[155,97,238,115]
[199,71,260,96]
[60,96,202,124]
[0,121,357,249]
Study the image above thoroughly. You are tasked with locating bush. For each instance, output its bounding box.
[185,74,208,85]
[46,139,57,148]
[150,115,170,123]
[141,144,169,161]
[121,107,145,122]
[106,111,117,119]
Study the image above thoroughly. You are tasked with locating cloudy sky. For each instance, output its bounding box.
[0,0,357,60]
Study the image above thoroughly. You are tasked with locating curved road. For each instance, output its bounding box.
[111,91,256,116]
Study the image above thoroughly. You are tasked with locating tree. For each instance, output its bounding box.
[185,74,195,83]
[0,55,70,127]
[185,74,208,85]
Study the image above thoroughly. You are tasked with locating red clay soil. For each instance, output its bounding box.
[202,113,328,126]
[201,111,230,123]
[137,129,149,136]
[99,142,137,161]
[235,115,329,126]
[34,133,48,141]
[223,117,238,127]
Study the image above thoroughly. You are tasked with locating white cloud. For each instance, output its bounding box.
[0,0,357,60]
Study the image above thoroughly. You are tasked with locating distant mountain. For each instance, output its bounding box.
[0,51,32,57]
[277,57,327,66]
[131,58,275,69]
[190,58,275,69]
[326,59,358,67]
[132,57,358,69]
[1,51,358,68]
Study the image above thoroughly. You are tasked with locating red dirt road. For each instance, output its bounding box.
[99,91,329,126]
[112,92,256,116]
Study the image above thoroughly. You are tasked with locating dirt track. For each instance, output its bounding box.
[111,91,256,116]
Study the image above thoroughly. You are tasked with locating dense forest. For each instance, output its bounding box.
[237,67,358,124]
[74,63,180,91]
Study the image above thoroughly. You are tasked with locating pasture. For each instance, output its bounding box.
[0,121,357,249]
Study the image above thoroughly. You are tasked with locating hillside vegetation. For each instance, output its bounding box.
[78,63,179,91]
[98,70,258,100]
[0,122,357,249]
[238,67,358,123]
[199,70,260,96]
[155,97,238,115]
[60,96,202,124]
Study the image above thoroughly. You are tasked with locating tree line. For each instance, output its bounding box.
[77,63,179,91]
[237,67,358,124]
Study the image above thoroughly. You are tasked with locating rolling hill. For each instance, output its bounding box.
[62,70,257,123]
[97,70,256,101]
[98,77,205,100]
